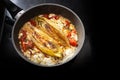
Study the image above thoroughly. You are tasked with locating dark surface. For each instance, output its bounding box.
[0,0,5,44]
[4,0,22,18]
[0,0,96,76]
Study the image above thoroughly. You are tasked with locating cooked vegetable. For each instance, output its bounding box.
[39,17,70,47]
[30,33,62,58]
[22,22,63,57]
[18,13,78,65]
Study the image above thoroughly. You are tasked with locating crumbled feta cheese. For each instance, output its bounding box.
[71,33,78,41]
[49,13,56,18]
[18,33,23,39]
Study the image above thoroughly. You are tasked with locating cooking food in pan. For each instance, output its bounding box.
[18,13,78,66]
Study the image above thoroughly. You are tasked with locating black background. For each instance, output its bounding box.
[0,0,97,77]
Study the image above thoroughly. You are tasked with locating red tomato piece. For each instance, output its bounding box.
[19,30,27,41]
[21,41,26,51]
[29,19,36,26]
[26,41,34,49]
[49,15,59,20]
[71,29,77,34]
[65,20,70,27]
[69,38,78,46]
[43,14,49,19]
[67,32,71,38]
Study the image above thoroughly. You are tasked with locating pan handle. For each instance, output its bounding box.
[4,0,23,19]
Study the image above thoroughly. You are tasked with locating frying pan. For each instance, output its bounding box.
[4,0,85,67]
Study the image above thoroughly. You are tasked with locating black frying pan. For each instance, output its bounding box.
[4,0,85,67]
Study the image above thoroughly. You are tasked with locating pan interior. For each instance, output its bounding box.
[12,4,85,67]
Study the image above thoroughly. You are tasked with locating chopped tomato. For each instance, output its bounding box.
[19,30,27,51]
[65,20,70,27]
[21,41,26,51]
[19,30,27,41]
[49,15,59,20]
[54,15,59,20]
[43,14,49,19]
[67,29,77,38]
[71,29,77,34]
[43,14,59,20]
[26,41,34,49]
[21,41,34,52]
[67,32,71,38]
[69,38,78,46]
[29,19,36,26]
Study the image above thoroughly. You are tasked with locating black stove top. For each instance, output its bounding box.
[0,0,96,76]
